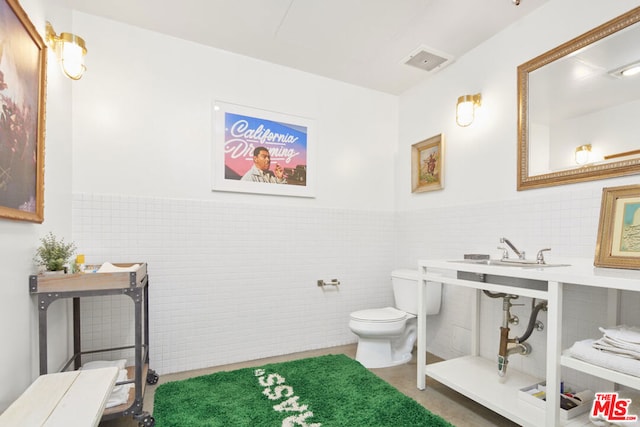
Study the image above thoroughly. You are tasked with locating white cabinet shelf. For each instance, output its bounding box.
[561,352,640,390]
[417,258,640,427]
[426,355,544,427]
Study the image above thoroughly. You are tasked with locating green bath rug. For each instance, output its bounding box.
[153,353,453,426]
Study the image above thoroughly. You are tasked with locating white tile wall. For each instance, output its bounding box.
[395,186,604,265]
[73,187,640,391]
[73,193,395,375]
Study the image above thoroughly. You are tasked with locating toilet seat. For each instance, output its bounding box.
[348,269,436,368]
[349,307,418,368]
[350,307,407,323]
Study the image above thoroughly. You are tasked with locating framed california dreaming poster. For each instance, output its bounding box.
[595,184,640,269]
[0,0,47,223]
[411,134,444,193]
[212,101,315,198]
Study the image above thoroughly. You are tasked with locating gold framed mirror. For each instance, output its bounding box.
[517,7,640,190]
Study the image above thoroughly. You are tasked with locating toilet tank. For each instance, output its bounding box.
[392,269,441,316]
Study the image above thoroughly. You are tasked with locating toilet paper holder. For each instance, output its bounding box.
[317,279,340,287]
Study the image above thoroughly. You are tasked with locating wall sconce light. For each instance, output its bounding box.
[45,21,87,80]
[456,93,482,127]
[575,144,592,165]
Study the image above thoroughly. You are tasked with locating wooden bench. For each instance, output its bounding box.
[0,367,118,427]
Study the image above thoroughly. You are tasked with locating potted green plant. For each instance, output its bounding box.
[34,232,77,273]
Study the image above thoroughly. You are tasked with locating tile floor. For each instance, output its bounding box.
[100,344,518,427]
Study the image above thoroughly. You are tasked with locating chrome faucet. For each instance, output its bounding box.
[499,237,525,260]
[536,248,551,264]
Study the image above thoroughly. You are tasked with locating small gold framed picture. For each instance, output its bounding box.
[411,134,443,193]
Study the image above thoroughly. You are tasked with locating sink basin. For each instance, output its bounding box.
[449,259,570,268]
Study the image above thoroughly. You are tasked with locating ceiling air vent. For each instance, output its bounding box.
[403,46,452,72]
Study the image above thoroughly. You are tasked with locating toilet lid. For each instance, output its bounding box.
[350,307,406,322]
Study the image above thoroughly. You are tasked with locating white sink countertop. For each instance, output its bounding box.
[420,258,640,291]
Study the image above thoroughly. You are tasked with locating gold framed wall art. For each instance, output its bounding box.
[411,134,443,193]
[595,184,640,269]
[0,0,47,222]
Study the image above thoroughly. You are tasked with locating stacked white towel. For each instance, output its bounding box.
[594,325,640,359]
[567,327,640,426]
[567,325,640,378]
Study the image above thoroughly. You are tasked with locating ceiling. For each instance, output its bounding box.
[63,0,549,95]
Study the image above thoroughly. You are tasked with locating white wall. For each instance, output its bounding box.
[397,0,640,211]
[0,0,75,412]
[396,0,640,388]
[69,13,399,375]
[71,13,397,211]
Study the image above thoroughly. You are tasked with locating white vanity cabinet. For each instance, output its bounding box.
[417,258,640,426]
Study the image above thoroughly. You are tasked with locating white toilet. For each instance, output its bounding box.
[349,269,441,368]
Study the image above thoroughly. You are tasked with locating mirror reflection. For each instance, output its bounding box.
[518,7,640,190]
